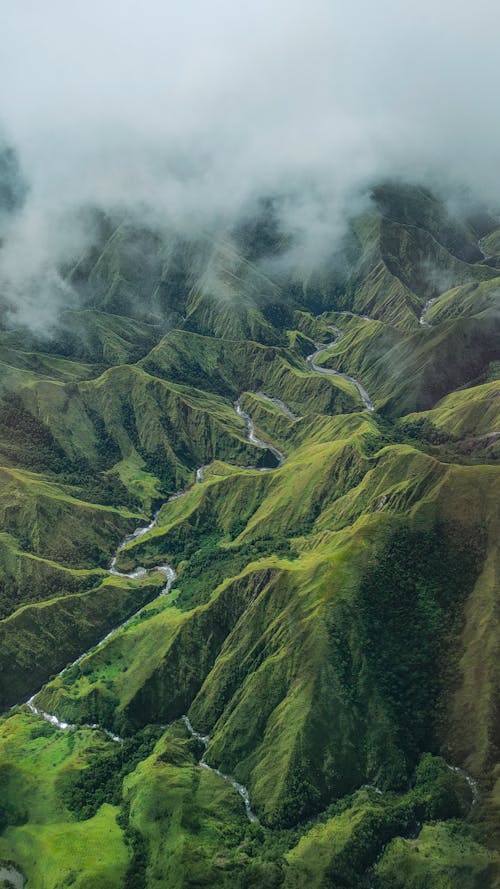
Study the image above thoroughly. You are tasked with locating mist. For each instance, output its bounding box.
[2,0,500,329]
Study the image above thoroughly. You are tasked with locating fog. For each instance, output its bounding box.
[1,0,500,328]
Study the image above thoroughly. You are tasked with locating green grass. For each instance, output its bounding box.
[0,709,490,889]
[403,380,500,443]
[0,804,128,889]
[374,822,499,889]
[0,713,131,889]
[141,327,359,415]
[0,572,167,710]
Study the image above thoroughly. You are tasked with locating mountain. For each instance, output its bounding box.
[0,183,498,889]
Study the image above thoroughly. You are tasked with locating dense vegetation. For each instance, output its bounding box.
[0,182,498,887]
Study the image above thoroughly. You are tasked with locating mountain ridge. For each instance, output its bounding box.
[0,182,498,889]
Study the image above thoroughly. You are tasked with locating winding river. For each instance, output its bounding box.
[20,395,290,821]
[235,397,286,467]
[306,326,375,412]
[26,513,178,737]
[9,375,482,844]
[182,715,258,823]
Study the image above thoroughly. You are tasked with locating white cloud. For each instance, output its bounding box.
[1,0,500,326]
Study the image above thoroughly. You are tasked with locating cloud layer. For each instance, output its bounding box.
[1,0,500,327]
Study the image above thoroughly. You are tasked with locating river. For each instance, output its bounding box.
[306,326,375,412]
[19,395,292,821]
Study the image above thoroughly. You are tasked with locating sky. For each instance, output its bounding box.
[1,0,500,326]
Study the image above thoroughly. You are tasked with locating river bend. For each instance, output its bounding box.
[306,326,374,412]
[20,395,288,819]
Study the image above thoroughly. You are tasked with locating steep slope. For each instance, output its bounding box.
[0,183,499,889]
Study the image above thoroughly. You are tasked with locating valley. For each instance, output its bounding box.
[0,183,498,888]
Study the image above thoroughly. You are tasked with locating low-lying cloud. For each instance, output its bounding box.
[2,0,500,329]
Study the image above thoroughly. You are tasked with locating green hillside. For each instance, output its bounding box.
[0,184,499,888]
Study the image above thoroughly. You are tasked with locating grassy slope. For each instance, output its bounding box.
[0,185,499,887]
[0,571,167,710]
[315,308,500,415]
[373,822,498,889]
[0,712,130,888]
[0,711,490,889]
[140,328,359,414]
[346,200,496,333]
[32,419,499,832]
[404,380,500,437]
